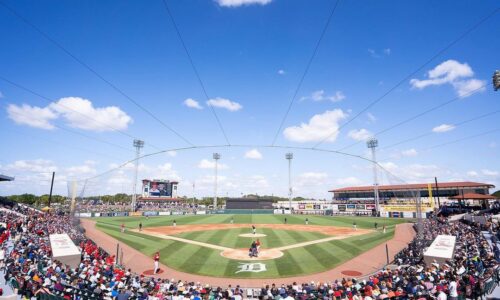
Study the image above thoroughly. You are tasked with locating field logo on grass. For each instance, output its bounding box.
[235,262,267,273]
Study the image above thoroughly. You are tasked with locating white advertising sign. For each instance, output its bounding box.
[49,233,81,269]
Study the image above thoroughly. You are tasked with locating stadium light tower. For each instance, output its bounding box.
[286,153,293,212]
[213,153,221,209]
[131,139,144,211]
[493,70,500,91]
[367,138,380,216]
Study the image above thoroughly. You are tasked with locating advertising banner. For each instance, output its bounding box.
[94,213,100,217]
[50,234,81,269]
[355,204,365,210]
[313,204,321,209]
[423,235,456,265]
[338,205,346,211]
[158,211,171,216]
[347,204,356,210]
[143,211,159,217]
[366,204,376,210]
[403,212,414,218]
[305,204,313,210]
[381,204,433,212]
[299,204,305,209]
[118,212,129,217]
[129,212,142,217]
[196,211,206,215]
[331,204,338,210]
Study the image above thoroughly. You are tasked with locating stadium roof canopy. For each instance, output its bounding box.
[0,174,14,182]
[449,193,498,200]
[329,181,495,193]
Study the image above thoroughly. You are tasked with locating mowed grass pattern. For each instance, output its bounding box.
[95,215,407,278]
[176,227,328,249]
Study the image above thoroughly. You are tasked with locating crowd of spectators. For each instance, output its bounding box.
[0,203,498,300]
[76,200,202,214]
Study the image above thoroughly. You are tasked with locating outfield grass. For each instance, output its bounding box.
[95,215,409,278]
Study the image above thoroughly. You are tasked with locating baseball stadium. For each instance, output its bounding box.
[1,0,500,299]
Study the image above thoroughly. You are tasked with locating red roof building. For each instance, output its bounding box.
[330,181,495,201]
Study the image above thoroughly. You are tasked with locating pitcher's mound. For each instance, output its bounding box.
[239,233,267,237]
[221,248,283,260]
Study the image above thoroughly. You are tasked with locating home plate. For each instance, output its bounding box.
[239,233,267,237]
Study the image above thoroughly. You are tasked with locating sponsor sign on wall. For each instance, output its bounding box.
[338,205,346,211]
[355,204,365,210]
[158,211,171,216]
[196,211,206,215]
[129,212,142,217]
[75,212,91,218]
[423,235,456,265]
[346,204,356,210]
[299,204,305,209]
[49,233,81,269]
[143,211,159,216]
[366,204,376,210]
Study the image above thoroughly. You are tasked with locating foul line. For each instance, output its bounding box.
[135,229,372,253]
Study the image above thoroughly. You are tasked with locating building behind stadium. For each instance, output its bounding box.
[329,181,495,218]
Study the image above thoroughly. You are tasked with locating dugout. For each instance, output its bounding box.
[226,198,274,209]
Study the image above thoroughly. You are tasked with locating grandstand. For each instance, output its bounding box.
[329,181,496,218]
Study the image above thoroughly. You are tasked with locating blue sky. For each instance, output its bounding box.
[0,0,499,198]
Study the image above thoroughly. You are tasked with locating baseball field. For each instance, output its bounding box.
[94,214,410,279]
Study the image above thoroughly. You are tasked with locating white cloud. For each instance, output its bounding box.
[299,172,328,180]
[366,112,376,123]
[8,97,133,131]
[482,169,499,177]
[216,0,272,7]
[283,109,347,143]
[197,159,229,170]
[378,161,446,183]
[66,164,96,177]
[410,60,485,98]
[301,90,345,102]
[368,49,379,58]
[154,163,181,181]
[277,69,286,75]
[401,149,418,157]
[244,149,263,160]
[166,151,177,157]
[432,124,455,133]
[206,97,242,111]
[467,171,479,177]
[368,48,391,58]
[452,79,485,98]
[5,159,58,173]
[348,128,372,141]
[249,175,269,188]
[296,172,329,188]
[50,97,132,131]
[183,98,203,110]
[7,104,58,130]
[335,176,362,186]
